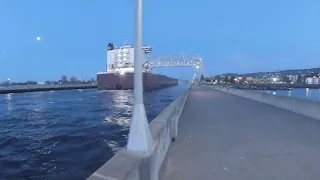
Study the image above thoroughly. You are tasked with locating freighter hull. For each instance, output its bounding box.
[97,72,178,90]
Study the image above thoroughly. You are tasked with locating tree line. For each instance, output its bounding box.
[48,75,96,85]
[0,75,96,86]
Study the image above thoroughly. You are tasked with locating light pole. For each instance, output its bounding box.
[127,0,152,152]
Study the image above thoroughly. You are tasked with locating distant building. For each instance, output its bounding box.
[288,75,298,83]
[272,77,279,83]
[204,77,212,82]
[305,76,320,84]
[246,77,253,81]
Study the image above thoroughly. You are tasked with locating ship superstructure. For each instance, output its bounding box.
[105,41,152,74]
[97,41,178,90]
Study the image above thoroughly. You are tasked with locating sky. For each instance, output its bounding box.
[1,0,320,82]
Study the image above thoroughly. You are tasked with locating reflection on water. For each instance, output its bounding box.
[100,90,134,128]
[6,94,12,111]
[0,84,188,180]
[260,88,320,102]
[113,90,133,109]
[6,93,12,102]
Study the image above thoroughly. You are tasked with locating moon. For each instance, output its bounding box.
[36,36,41,41]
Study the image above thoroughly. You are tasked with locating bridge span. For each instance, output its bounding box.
[88,83,320,180]
[144,53,204,79]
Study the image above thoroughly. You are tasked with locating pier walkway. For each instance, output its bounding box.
[160,85,320,180]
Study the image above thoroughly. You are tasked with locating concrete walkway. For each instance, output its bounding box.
[160,85,320,180]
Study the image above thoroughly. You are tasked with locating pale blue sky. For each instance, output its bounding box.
[1,0,320,81]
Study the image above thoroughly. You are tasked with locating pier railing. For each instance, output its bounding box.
[87,88,189,180]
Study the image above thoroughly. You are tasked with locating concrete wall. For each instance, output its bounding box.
[87,88,190,180]
[204,85,320,121]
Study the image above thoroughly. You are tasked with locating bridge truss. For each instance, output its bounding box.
[143,53,204,76]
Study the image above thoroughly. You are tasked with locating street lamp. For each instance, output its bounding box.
[273,77,277,83]
[127,0,152,152]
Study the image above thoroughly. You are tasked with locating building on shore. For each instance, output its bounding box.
[288,75,298,83]
[305,76,320,85]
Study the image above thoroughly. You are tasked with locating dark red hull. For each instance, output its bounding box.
[97,72,178,90]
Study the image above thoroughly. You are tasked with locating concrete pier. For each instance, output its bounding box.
[160,85,320,180]
[87,89,189,180]
[87,84,320,180]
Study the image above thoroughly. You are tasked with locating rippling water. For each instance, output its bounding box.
[259,88,320,101]
[0,85,187,180]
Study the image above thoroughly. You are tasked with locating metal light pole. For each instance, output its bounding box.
[127,0,152,152]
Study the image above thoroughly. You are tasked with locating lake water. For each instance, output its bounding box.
[259,88,320,102]
[0,85,187,180]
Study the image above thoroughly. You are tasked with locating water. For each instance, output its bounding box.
[0,85,187,180]
[259,88,320,102]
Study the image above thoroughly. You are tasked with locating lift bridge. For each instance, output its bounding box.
[105,43,203,81]
[143,53,204,79]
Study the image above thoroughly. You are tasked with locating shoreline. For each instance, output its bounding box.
[0,84,97,94]
[231,84,320,90]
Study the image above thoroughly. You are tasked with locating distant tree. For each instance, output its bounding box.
[2,81,9,86]
[281,76,291,83]
[45,81,51,84]
[214,76,222,83]
[70,76,78,84]
[297,75,303,84]
[61,75,68,84]
[223,76,230,83]
[25,80,37,85]
[200,74,205,82]
[230,76,236,84]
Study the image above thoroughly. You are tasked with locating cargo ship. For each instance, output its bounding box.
[97,41,178,90]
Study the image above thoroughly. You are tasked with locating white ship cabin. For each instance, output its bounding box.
[104,41,152,75]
